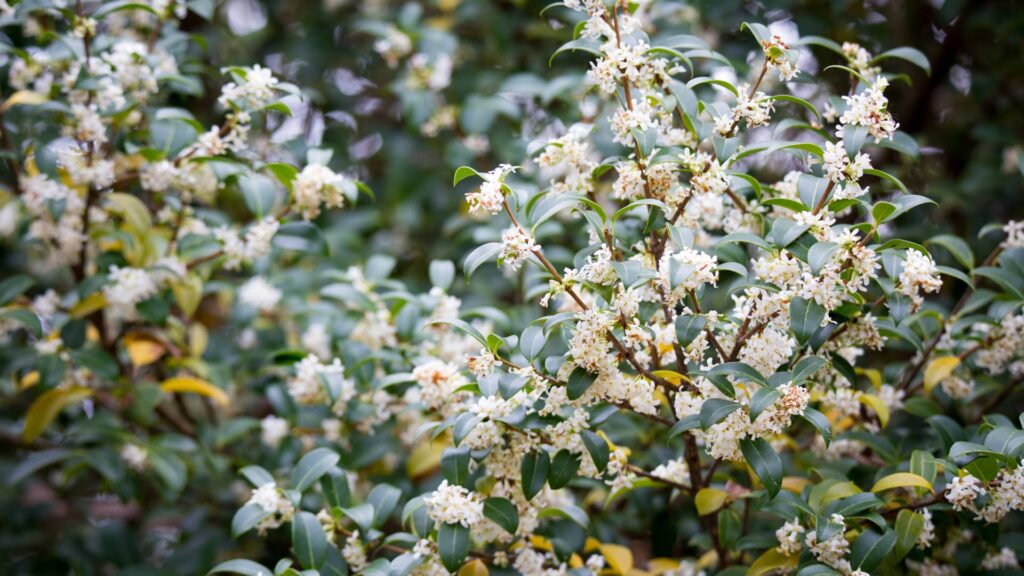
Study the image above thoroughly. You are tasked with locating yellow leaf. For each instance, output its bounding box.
[407,434,447,479]
[650,369,690,387]
[23,386,94,441]
[782,476,810,494]
[599,544,633,576]
[695,550,717,570]
[596,430,627,455]
[924,356,961,396]
[2,90,48,112]
[530,535,553,552]
[569,554,583,569]
[695,487,728,516]
[855,367,882,390]
[858,393,890,428]
[871,472,933,494]
[188,323,208,359]
[583,537,601,553]
[833,415,855,433]
[71,292,106,319]
[819,481,862,507]
[647,559,680,574]
[458,559,489,576]
[171,274,203,318]
[652,388,669,408]
[123,333,165,367]
[160,376,229,406]
[748,548,798,576]
[18,370,40,390]
[105,192,152,234]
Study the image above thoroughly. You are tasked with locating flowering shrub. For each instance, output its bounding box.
[3,1,1024,575]
[0,0,370,570]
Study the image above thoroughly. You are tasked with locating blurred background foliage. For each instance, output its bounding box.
[198,0,1024,291]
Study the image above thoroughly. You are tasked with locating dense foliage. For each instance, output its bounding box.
[1,1,1023,576]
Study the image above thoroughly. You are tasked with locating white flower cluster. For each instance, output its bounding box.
[238,276,282,311]
[500,226,539,271]
[247,482,295,533]
[823,141,872,183]
[466,164,515,215]
[218,65,280,110]
[945,466,1024,523]
[838,77,899,142]
[423,480,484,528]
[897,249,943,308]
[287,354,348,406]
[293,164,348,220]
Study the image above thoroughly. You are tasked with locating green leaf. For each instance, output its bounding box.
[240,465,275,487]
[430,260,456,291]
[0,274,34,306]
[238,172,278,218]
[291,448,340,492]
[292,510,328,569]
[521,450,550,501]
[927,415,964,452]
[519,324,546,359]
[538,504,589,529]
[483,497,519,535]
[548,449,580,489]
[428,318,487,347]
[463,242,504,280]
[700,398,743,430]
[566,368,595,400]
[749,387,782,421]
[437,522,470,573]
[893,510,925,561]
[791,356,828,383]
[936,265,973,288]
[872,47,931,75]
[800,407,833,447]
[453,166,483,186]
[321,468,351,509]
[863,168,908,195]
[441,447,472,488]
[452,412,482,446]
[808,242,839,275]
[675,314,708,346]
[769,94,820,122]
[273,221,328,255]
[368,484,402,527]
[844,125,870,156]
[232,503,271,537]
[974,266,1024,299]
[341,503,375,534]
[926,234,975,270]
[706,362,766,386]
[667,415,700,440]
[7,448,74,485]
[1,308,41,338]
[790,297,825,345]
[209,559,275,575]
[798,174,831,210]
[581,430,609,473]
[740,437,782,498]
[795,565,841,576]
[549,38,602,66]
[850,529,896,572]
[871,201,897,224]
